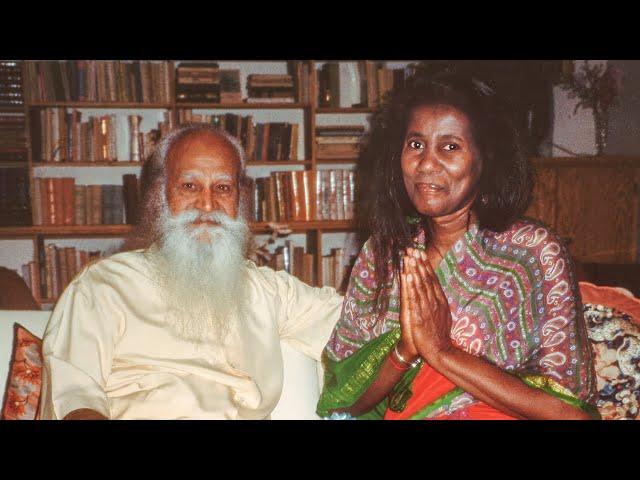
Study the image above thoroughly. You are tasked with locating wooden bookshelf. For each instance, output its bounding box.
[316,158,358,164]
[316,107,376,114]
[33,161,145,167]
[176,102,309,110]
[0,220,357,238]
[28,102,172,109]
[3,59,405,300]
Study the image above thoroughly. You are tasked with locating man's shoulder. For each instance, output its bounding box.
[73,249,152,288]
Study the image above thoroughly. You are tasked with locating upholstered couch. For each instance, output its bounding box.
[0,309,324,420]
[3,281,640,420]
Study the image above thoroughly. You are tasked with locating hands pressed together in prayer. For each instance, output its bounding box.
[397,247,454,365]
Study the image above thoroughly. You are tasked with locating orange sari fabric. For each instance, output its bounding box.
[384,363,516,420]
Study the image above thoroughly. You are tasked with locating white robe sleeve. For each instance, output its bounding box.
[274,270,343,361]
[38,271,124,420]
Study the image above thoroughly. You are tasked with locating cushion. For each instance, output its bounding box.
[583,303,640,420]
[580,281,640,321]
[1,324,43,420]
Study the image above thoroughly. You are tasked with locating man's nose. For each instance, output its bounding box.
[194,188,220,212]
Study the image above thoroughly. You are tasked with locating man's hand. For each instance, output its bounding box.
[63,408,108,420]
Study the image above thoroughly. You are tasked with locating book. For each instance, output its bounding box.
[219,70,242,103]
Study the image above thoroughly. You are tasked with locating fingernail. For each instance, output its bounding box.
[406,273,413,282]
[413,249,420,259]
[420,251,427,260]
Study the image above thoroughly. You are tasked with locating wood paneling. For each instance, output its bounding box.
[528,158,640,263]
[556,166,637,262]
[526,166,557,227]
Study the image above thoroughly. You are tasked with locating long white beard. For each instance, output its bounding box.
[152,207,250,344]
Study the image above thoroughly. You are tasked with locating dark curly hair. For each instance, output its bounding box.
[357,68,534,295]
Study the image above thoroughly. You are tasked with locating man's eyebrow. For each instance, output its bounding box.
[179,170,206,180]
[179,171,233,181]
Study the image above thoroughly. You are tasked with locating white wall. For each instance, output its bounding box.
[552,60,608,156]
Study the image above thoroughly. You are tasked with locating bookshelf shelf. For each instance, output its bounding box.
[32,160,316,168]
[316,107,376,114]
[28,102,172,109]
[0,162,29,169]
[246,160,312,166]
[0,220,357,238]
[0,106,25,112]
[33,161,144,167]
[177,102,309,110]
[316,158,358,164]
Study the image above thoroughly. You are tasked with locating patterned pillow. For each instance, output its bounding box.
[1,324,43,420]
[584,304,640,420]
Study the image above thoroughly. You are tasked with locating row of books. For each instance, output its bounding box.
[22,245,103,300]
[175,61,308,104]
[0,113,26,150]
[247,74,295,103]
[315,124,365,160]
[321,248,355,292]
[0,167,31,226]
[31,175,140,226]
[178,110,299,161]
[318,61,416,108]
[0,61,23,107]
[251,169,356,222]
[176,63,242,103]
[33,109,172,162]
[256,240,316,286]
[25,61,172,103]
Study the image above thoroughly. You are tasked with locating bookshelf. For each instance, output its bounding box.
[0,60,414,307]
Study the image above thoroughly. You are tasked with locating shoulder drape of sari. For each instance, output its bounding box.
[317,219,598,420]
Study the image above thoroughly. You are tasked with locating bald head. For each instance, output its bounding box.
[166,130,242,221]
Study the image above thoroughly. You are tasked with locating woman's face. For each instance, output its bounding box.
[400,104,482,218]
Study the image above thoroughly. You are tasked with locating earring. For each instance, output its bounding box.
[480,193,489,206]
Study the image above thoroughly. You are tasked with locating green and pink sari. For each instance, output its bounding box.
[317,219,598,420]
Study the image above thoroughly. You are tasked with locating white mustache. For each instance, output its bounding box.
[174,209,234,226]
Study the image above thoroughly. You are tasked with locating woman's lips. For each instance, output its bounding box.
[415,182,446,194]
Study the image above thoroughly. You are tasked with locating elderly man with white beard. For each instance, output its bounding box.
[37,124,343,420]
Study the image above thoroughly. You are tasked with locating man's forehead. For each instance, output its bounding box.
[167,131,241,172]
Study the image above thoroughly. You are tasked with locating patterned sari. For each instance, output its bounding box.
[317,219,599,420]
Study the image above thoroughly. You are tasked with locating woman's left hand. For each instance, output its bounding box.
[404,248,454,363]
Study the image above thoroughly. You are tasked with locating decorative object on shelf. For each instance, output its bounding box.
[558,61,623,155]
[128,115,142,162]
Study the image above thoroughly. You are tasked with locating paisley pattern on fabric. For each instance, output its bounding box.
[324,218,596,416]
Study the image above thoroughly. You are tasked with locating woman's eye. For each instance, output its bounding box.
[408,140,423,150]
[443,143,460,151]
[182,182,196,190]
[217,184,231,193]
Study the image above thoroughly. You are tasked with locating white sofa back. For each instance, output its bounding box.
[0,310,323,420]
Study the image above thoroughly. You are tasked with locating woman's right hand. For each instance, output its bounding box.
[398,251,420,361]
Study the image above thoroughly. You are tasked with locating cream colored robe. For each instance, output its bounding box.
[38,249,342,419]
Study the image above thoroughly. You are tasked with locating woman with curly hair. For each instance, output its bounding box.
[317,69,598,420]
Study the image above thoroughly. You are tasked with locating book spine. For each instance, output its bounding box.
[65,247,77,283]
[56,246,67,297]
[45,244,55,299]
[74,185,86,225]
[62,177,75,225]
